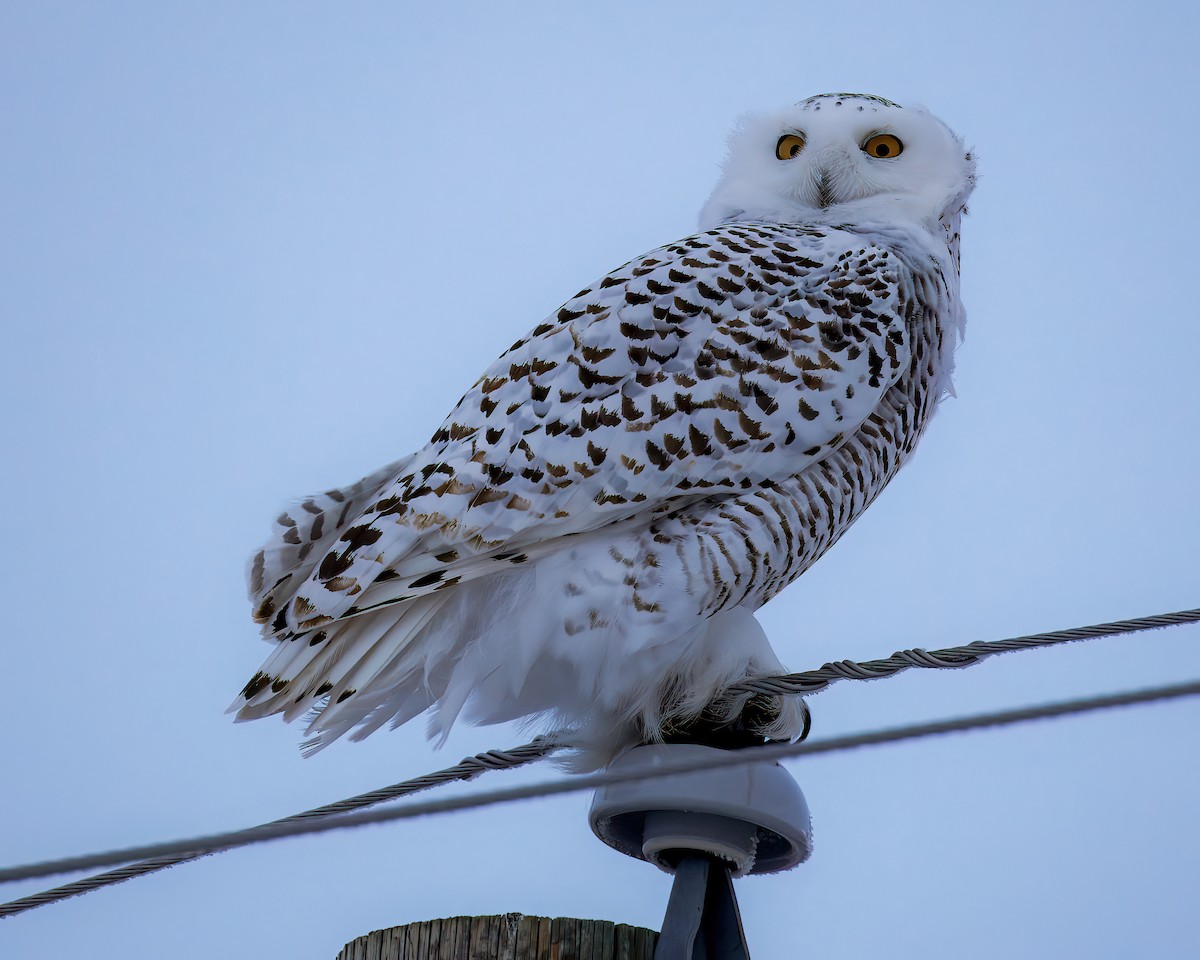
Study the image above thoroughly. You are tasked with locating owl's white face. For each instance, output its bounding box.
[700,94,974,235]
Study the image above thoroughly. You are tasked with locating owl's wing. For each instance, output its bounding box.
[263,223,915,635]
[247,455,415,622]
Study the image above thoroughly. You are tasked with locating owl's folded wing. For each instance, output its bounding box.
[257,224,915,635]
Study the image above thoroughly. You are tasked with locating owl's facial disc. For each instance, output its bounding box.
[699,96,974,232]
[779,131,907,209]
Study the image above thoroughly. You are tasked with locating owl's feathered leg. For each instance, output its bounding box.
[543,606,809,770]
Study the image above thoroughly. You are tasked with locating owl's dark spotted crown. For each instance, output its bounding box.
[798,92,903,111]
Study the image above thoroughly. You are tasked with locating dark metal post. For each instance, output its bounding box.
[653,856,750,960]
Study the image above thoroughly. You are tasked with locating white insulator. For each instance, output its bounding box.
[587,744,813,877]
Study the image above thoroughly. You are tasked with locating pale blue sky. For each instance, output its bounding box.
[2,3,1198,958]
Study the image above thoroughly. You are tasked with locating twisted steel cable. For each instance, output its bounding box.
[726,608,1200,698]
[3,679,1198,895]
[2,606,1196,918]
[0,738,558,918]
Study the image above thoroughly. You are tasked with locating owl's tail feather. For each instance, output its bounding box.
[233,559,809,772]
[229,591,449,727]
[230,573,534,751]
[298,572,539,751]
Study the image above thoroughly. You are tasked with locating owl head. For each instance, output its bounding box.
[699,94,975,239]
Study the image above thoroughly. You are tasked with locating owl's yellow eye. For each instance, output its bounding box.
[775,134,806,160]
[862,134,903,159]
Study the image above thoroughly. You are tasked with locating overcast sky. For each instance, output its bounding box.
[3,3,1199,958]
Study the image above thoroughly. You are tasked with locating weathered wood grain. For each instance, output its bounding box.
[336,915,657,960]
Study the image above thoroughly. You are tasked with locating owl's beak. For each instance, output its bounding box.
[814,169,836,209]
[802,148,852,209]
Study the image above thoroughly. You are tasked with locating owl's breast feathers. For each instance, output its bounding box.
[248,221,952,641]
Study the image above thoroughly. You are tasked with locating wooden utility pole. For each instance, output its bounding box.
[335,913,657,960]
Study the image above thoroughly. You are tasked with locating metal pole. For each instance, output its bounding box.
[653,856,750,960]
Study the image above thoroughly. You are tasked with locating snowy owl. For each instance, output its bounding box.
[233,93,975,767]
